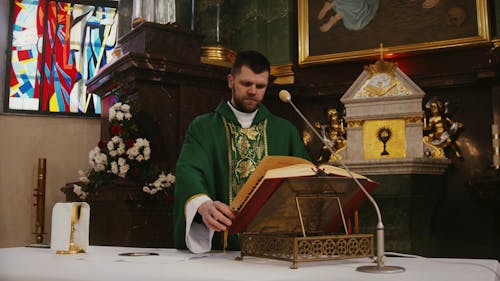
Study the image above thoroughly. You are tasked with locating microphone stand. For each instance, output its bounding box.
[279,90,405,273]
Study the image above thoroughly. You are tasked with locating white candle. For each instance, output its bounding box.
[493,124,499,169]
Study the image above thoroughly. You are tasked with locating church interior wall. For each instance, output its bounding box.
[0,0,498,260]
[0,0,101,247]
[273,46,499,259]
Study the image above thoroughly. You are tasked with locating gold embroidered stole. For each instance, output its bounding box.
[222,117,268,203]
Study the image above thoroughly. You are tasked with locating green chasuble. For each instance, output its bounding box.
[173,101,310,250]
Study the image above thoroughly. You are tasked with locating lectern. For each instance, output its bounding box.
[237,177,374,269]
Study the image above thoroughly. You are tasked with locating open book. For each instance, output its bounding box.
[228,156,378,235]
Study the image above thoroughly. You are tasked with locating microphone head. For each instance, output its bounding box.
[279,90,291,103]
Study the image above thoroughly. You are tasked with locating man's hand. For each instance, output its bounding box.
[197,200,236,231]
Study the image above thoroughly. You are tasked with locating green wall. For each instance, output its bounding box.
[118,0,297,65]
[195,0,296,65]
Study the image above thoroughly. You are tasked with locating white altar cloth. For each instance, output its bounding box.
[0,246,498,281]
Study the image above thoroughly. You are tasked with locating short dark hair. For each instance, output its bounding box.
[231,50,270,76]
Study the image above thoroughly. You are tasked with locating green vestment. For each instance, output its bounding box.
[173,101,310,250]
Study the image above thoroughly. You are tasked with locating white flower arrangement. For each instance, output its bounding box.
[108,102,132,122]
[89,147,108,172]
[73,100,175,201]
[127,138,151,162]
[142,172,176,195]
[107,136,126,157]
[110,157,129,178]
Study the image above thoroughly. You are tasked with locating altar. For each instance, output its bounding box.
[0,246,498,281]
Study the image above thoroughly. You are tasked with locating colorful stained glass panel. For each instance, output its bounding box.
[7,0,118,115]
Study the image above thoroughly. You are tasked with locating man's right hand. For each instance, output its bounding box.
[197,200,236,232]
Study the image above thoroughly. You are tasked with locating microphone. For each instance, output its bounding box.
[279,89,405,273]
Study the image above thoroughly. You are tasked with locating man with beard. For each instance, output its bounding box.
[173,50,310,253]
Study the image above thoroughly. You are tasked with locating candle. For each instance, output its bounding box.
[493,124,499,169]
[191,0,195,30]
[216,2,220,44]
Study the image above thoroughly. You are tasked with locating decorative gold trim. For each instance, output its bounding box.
[222,116,234,202]
[493,39,500,48]
[405,116,423,124]
[201,46,236,68]
[239,233,374,269]
[365,60,397,75]
[298,0,491,65]
[185,193,210,217]
[263,119,269,157]
[271,64,295,85]
[423,136,446,158]
[348,117,422,127]
[346,120,364,128]
[298,0,309,65]
[222,116,269,203]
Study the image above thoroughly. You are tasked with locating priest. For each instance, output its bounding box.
[173,50,310,253]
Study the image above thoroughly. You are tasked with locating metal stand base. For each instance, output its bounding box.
[26,243,50,248]
[356,265,406,273]
[56,246,86,255]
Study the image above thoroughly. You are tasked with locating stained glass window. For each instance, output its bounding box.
[6,0,119,116]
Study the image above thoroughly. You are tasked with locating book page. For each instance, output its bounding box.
[318,164,368,180]
[230,156,313,210]
[263,163,317,178]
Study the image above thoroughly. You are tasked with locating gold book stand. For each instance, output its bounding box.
[236,177,374,269]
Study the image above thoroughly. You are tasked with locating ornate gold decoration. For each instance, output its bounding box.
[302,130,312,146]
[271,64,295,85]
[365,59,397,75]
[347,120,364,128]
[223,117,268,202]
[405,116,423,124]
[423,97,463,159]
[354,60,413,98]
[237,177,376,268]
[201,46,236,68]
[363,119,406,159]
[377,126,392,156]
[422,138,446,158]
[239,233,374,269]
[314,108,347,162]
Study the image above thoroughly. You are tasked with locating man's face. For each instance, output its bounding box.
[227,65,269,113]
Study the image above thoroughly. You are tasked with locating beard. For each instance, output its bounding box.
[231,88,261,113]
[233,97,260,113]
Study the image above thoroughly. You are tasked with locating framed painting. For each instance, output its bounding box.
[492,0,500,46]
[298,0,491,65]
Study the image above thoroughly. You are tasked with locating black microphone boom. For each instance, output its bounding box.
[278,89,405,273]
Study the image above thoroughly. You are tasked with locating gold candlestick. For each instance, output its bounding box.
[28,158,49,248]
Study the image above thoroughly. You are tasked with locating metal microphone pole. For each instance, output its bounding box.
[279,90,405,273]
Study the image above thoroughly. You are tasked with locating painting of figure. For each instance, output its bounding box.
[300,0,487,64]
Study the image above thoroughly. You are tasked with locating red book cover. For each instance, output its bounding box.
[228,156,378,235]
[229,178,286,234]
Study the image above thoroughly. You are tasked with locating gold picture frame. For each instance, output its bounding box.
[492,0,500,47]
[299,0,491,65]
